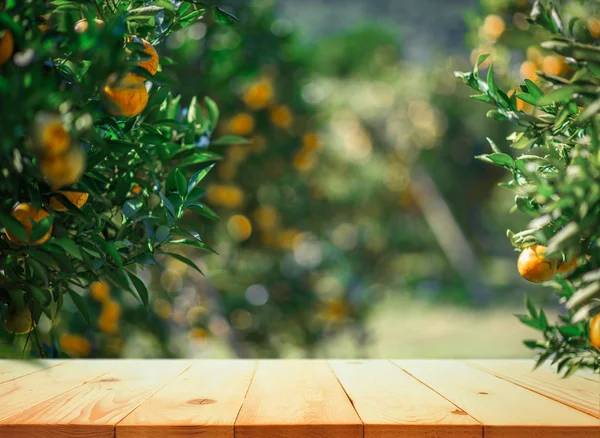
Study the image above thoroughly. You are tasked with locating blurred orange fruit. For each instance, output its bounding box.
[526,46,543,65]
[557,253,578,274]
[2,304,34,334]
[50,191,88,211]
[102,72,148,117]
[227,215,252,241]
[481,14,506,42]
[228,113,254,136]
[206,184,244,209]
[520,61,539,81]
[242,78,274,110]
[73,18,104,34]
[5,203,52,245]
[517,245,557,283]
[59,334,91,357]
[254,206,279,231]
[249,134,267,154]
[588,17,600,39]
[90,281,110,302]
[302,132,321,152]
[39,146,86,189]
[269,105,293,129]
[591,314,600,349]
[542,55,568,77]
[0,29,14,66]
[293,149,315,172]
[33,113,70,158]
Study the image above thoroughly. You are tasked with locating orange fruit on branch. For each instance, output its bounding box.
[242,78,274,110]
[49,191,88,211]
[517,245,557,283]
[32,113,71,158]
[39,146,86,189]
[2,304,35,334]
[0,29,14,66]
[557,253,578,274]
[90,281,110,302]
[481,14,505,42]
[127,37,159,76]
[102,72,148,117]
[590,313,600,349]
[73,18,104,34]
[5,202,52,245]
[228,113,254,136]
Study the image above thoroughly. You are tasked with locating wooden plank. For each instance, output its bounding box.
[330,359,482,438]
[1,359,189,438]
[235,360,362,438]
[0,360,63,384]
[467,359,600,419]
[116,360,256,438]
[395,360,600,438]
[0,359,112,423]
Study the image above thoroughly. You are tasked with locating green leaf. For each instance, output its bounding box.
[212,6,239,25]
[537,86,581,105]
[177,151,222,167]
[67,288,91,326]
[187,164,214,193]
[162,252,204,275]
[188,203,220,221]
[169,239,218,254]
[205,96,219,130]
[175,169,187,198]
[0,212,27,242]
[211,135,250,145]
[106,242,123,267]
[126,270,149,310]
[476,153,514,168]
[51,238,83,260]
[524,79,544,99]
[29,215,54,244]
[486,64,497,97]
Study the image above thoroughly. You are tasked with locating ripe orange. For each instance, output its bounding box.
[591,313,600,349]
[242,78,274,110]
[0,29,14,65]
[73,18,104,34]
[227,215,252,241]
[542,56,568,77]
[269,105,293,129]
[228,113,254,136]
[302,132,321,152]
[59,334,91,357]
[2,304,35,334]
[33,113,71,158]
[588,17,600,39]
[481,14,506,42]
[49,191,88,211]
[557,253,578,274]
[517,245,557,283]
[520,61,539,81]
[39,146,86,189]
[5,203,52,245]
[90,281,110,302]
[127,37,159,76]
[206,184,244,209]
[101,73,148,117]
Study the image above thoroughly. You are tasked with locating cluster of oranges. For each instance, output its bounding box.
[517,245,600,349]
[90,281,121,334]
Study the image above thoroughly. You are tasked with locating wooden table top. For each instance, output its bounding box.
[0,359,598,437]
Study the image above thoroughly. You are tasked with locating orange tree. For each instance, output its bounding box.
[136,3,517,358]
[0,1,238,358]
[458,0,600,374]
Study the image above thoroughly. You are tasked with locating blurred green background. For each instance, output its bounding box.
[54,0,563,359]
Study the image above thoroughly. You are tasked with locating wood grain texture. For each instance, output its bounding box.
[0,360,111,423]
[235,360,362,438]
[1,359,188,438]
[0,360,63,384]
[116,360,256,438]
[395,360,600,438]
[330,359,482,438]
[467,359,600,419]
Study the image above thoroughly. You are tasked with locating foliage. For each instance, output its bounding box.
[458,0,600,375]
[0,0,233,357]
